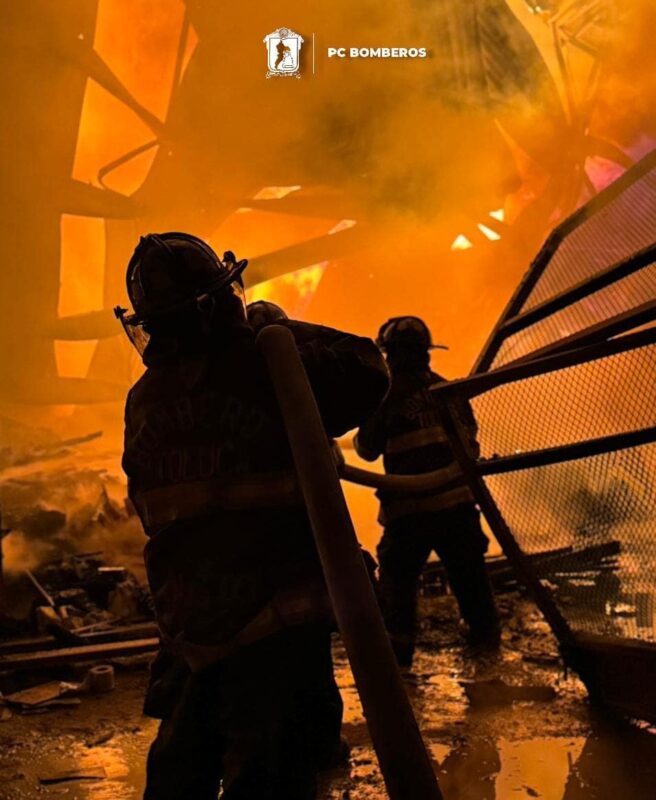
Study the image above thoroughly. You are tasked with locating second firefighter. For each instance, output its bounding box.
[355,316,500,667]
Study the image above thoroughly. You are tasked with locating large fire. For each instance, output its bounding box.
[4,0,656,558]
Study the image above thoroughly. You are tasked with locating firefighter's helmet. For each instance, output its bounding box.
[115,232,247,355]
[247,300,288,330]
[376,316,448,352]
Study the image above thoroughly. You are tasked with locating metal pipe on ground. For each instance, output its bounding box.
[0,638,159,671]
[258,324,443,800]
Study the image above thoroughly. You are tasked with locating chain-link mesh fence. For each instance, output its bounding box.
[446,149,656,718]
[459,326,656,645]
[484,445,656,641]
[492,261,656,367]
[474,341,656,459]
[478,152,656,371]
[523,166,656,312]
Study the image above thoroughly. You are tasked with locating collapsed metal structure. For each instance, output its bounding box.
[2,0,631,407]
[3,0,652,709]
[435,148,656,721]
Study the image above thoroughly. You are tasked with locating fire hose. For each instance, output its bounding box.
[335,447,465,493]
[258,324,443,800]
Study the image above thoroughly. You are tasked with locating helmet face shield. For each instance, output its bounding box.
[125,233,247,324]
[227,277,247,316]
[196,276,246,323]
[115,276,247,357]
[115,307,150,357]
[118,233,248,358]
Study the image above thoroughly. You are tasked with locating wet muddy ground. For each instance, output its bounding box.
[1,593,656,799]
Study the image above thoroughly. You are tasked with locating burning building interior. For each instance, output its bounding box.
[2,0,656,798]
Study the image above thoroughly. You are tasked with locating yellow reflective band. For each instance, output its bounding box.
[379,484,474,525]
[385,425,449,454]
[159,580,333,671]
[133,471,301,533]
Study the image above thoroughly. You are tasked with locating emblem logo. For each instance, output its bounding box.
[263,27,304,79]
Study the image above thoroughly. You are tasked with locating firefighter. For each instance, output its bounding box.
[247,299,288,331]
[118,233,388,800]
[354,316,500,667]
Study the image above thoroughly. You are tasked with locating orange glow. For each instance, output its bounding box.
[253,186,302,200]
[478,223,501,241]
[11,0,656,561]
[73,0,186,193]
[55,216,106,380]
[210,210,339,260]
[72,79,157,192]
[246,263,327,318]
[451,234,474,251]
[329,219,357,234]
[180,23,199,84]
[94,0,185,121]
[58,216,106,318]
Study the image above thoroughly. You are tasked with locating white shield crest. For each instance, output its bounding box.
[264,27,304,79]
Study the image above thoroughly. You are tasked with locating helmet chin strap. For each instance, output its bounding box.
[196,284,247,336]
[196,292,217,335]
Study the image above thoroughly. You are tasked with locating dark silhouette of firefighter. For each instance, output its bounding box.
[118,233,388,800]
[247,299,288,331]
[355,316,500,666]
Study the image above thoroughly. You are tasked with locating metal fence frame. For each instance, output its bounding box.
[473,149,656,374]
[436,151,656,721]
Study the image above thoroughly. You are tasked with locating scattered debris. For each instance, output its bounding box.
[0,449,145,602]
[21,697,82,713]
[0,621,158,655]
[0,637,159,671]
[3,680,82,710]
[422,542,620,598]
[0,551,156,662]
[28,551,153,630]
[460,678,557,708]
[109,653,156,671]
[522,652,561,666]
[86,729,115,747]
[39,764,107,785]
[85,664,115,694]
[25,569,55,608]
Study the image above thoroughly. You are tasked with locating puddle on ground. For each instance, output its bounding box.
[3,595,656,799]
[16,710,656,800]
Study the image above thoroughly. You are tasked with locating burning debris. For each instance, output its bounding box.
[0,474,149,635]
[25,551,154,637]
[0,419,145,608]
[0,466,143,577]
[0,549,157,679]
[0,419,156,685]
[420,541,621,599]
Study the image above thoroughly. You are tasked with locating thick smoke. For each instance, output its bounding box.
[0,450,144,579]
[1,0,656,557]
